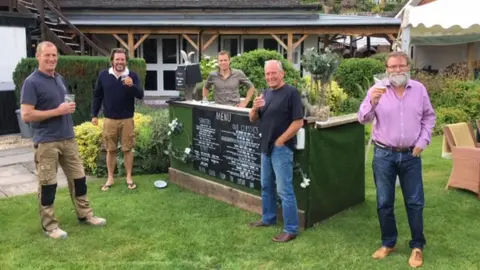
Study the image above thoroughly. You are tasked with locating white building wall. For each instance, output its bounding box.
[0,26,27,89]
[413,43,480,70]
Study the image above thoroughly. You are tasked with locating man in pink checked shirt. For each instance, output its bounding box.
[358,51,436,268]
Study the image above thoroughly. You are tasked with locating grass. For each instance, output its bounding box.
[1,136,480,269]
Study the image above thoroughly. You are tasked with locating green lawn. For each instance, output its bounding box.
[1,136,479,270]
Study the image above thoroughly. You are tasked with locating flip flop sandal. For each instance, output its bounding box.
[101,184,113,191]
[127,182,137,190]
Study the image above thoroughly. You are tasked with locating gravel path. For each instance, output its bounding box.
[0,134,33,151]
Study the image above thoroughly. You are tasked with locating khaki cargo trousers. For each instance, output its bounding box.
[35,138,93,231]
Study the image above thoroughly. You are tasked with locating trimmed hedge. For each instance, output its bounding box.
[12,56,146,125]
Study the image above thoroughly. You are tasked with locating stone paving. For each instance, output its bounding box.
[0,146,69,198]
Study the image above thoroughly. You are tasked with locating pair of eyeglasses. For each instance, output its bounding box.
[387,64,409,70]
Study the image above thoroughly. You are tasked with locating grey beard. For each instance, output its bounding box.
[389,73,410,87]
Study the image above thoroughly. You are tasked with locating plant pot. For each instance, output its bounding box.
[313,105,330,123]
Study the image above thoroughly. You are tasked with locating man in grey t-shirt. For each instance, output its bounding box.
[202,51,256,107]
[20,41,106,240]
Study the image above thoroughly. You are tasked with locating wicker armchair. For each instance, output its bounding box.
[443,122,480,199]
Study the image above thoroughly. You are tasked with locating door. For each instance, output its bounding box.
[141,36,180,96]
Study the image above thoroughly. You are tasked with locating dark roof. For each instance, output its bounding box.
[58,0,320,9]
[64,13,401,27]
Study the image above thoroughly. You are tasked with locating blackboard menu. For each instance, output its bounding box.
[175,66,186,90]
[192,107,261,190]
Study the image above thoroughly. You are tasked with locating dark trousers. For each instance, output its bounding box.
[372,146,426,249]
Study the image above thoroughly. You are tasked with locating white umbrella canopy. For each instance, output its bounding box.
[402,0,480,45]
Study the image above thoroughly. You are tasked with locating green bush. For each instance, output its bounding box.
[75,108,170,177]
[413,72,480,121]
[333,58,385,98]
[338,96,362,115]
[12,56,146,125]
[434,107,470,135]
[200,56,218,81]
[229,49,303,97]
[369,53,388,63]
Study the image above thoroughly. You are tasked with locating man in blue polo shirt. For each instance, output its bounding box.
[20,41,106,240]
[91,48,144,191]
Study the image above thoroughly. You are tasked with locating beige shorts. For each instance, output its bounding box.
[103,117,135,152]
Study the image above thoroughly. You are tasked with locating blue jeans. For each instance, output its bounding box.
[372,146,426,249]
[260,145,299,234]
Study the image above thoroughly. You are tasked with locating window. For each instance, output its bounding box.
[162,38,177,64]
[163,70,176,91]
[243,39,258,53]
[145,70,157,90]
[143,39,157,64]
[263,38,278,51]
[222,38,239,56]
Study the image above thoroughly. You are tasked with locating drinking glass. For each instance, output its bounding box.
[373,73,388,94]
[64,94,75,103]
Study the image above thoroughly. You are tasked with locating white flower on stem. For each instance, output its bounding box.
[204,55,211,60]
[184,147,191,154]
[301,177,310,188]
[168,131,171,136]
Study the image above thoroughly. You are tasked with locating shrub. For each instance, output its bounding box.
[434,107,470,135]
[229,49,303,97]
[74,111,170,177]
[199,56,218,81]
[333,58,385,98]
[369,53,388,63]
[12,56,146,125]
[413,72,480,121]
[338,96,362,115]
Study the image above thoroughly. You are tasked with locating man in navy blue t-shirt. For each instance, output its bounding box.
[21,41,106,240]
[248,60,304,242]
[91,48,144,191]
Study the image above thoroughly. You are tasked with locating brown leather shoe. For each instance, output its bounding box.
[409,248,423,268]
[272,232,296,243]
[248,220,273,228]
[372,246,396,259]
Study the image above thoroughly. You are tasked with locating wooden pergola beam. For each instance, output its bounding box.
[202,34,218,52]
[287,33,293,62]
[127,32,134,57]
[182,34,199,51]
[324,34,330,48]
[113,34,128,50]
[270,34,287,50]
[293,34,308,49]
[134,34,150,50]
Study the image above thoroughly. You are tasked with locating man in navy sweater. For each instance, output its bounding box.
[91,48,144,191]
